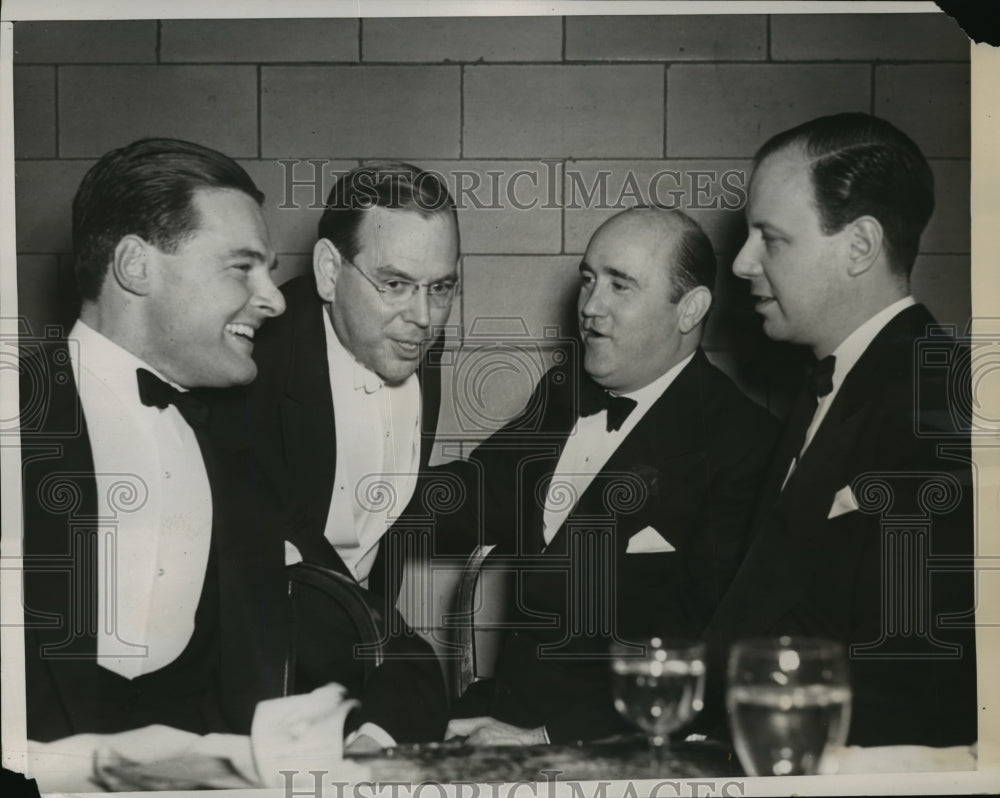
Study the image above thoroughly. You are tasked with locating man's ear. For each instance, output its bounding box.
[313,238,344,303]
[845,216,884,277]
[677,286,712,334]
[111,235,152,296]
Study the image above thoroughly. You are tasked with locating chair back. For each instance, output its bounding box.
[449,543,518,697]
[285,562,386,696]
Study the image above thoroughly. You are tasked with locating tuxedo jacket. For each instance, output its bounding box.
[227,275,448,742]
[19,335,289,741]
[242,275,443,605]
[21,330,446,745]
[702,304,977,747]
[450,349,778,743]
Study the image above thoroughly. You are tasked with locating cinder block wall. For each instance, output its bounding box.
[13,15,971,671]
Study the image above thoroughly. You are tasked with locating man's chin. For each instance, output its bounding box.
[379,360,420,387]
[193,363,258,389]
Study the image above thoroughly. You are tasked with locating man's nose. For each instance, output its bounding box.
[732,238,761,280]
[255,272,286,317]
[403,285,432,328]
[579,282,606,318]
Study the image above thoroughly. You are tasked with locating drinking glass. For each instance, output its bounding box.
[610,637,707,748]
[727,636,851,776]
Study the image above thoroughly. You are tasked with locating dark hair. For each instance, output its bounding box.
[754,112,934,276]
[668,211,717,302]
[72,138,264,301]
[317,161,458,259]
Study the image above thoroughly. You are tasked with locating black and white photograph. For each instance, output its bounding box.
[1,1,996,795]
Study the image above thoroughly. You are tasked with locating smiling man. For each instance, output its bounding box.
[446,208,777,745]
[702,113,977,747]
[21,138,287,742]
[243,162,459,746]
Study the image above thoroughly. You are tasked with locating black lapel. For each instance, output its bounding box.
[709,304,936,636]
[544,351,709,552]
[280,282,339,548]
[20,336,102,737]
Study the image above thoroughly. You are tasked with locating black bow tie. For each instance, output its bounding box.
[136,368,209,427]
[808,355,837,398]
[579,377,638,432]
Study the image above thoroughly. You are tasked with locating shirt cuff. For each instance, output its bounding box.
[345,722,396,750]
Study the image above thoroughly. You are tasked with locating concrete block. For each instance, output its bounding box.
[461,255,581,342]
[876,64,970,157]
[464,65,664,158]
[59,65,258,158]
[771,13,969,61]
[666,64,870,157]
[262,66,461,158]
[364,17,561,62]
[161,18,359,63]
[562,160,752,254]
[238,158,358,254]
[566,14,765,61]
[416,160,562,254]
[13,20,156,63]
[14,160,94,253]
[923,160,969,253]
[14,66,55,158]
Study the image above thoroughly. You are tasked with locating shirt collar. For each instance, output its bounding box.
[829,296,916,392]
[322,305,414,395]
[70,319,181,401]
[615,352,696,414]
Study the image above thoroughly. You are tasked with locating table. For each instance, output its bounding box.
[350,737,743,783]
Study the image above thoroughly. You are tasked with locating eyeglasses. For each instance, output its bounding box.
[346,258,459,309]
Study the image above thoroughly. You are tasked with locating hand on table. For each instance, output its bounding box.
[446,716,546,746]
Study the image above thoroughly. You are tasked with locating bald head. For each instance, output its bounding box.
[578,208,716,393]
[592,208,716,302]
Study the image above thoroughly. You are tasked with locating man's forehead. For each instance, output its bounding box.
[357,205,458,270]
[360,204,455,236]
[189,186,273,254]
[751,147,812,195]
[586,214,679,271]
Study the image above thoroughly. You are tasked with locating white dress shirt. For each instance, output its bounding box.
[542,354,695,545]
[781,297,917,490]
[321,310,421,587]
[69,320,213,679]
[803,296,917,454]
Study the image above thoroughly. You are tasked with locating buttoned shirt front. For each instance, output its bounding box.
[542,354,695,545]
[69,320,213,679]
[321,310,421,586]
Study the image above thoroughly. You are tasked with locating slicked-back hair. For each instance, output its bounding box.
[667,209,717,303]
[72,138,264,302]
[755,112,934,277]
[317,161,458,260]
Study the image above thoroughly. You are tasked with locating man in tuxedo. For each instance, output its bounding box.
[242,162,459,747]
[20,138,288,742]
[702,112,977,746]
[446,208,778,745]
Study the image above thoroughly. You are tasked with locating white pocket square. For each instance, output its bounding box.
[828,484,860,519]
[626,526,676,554]
[284,540,303,566]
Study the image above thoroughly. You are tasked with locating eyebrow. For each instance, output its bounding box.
[749,220,787,237]
[374,264,457,283]
[228,246,276,266]
[578,261,639,285]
